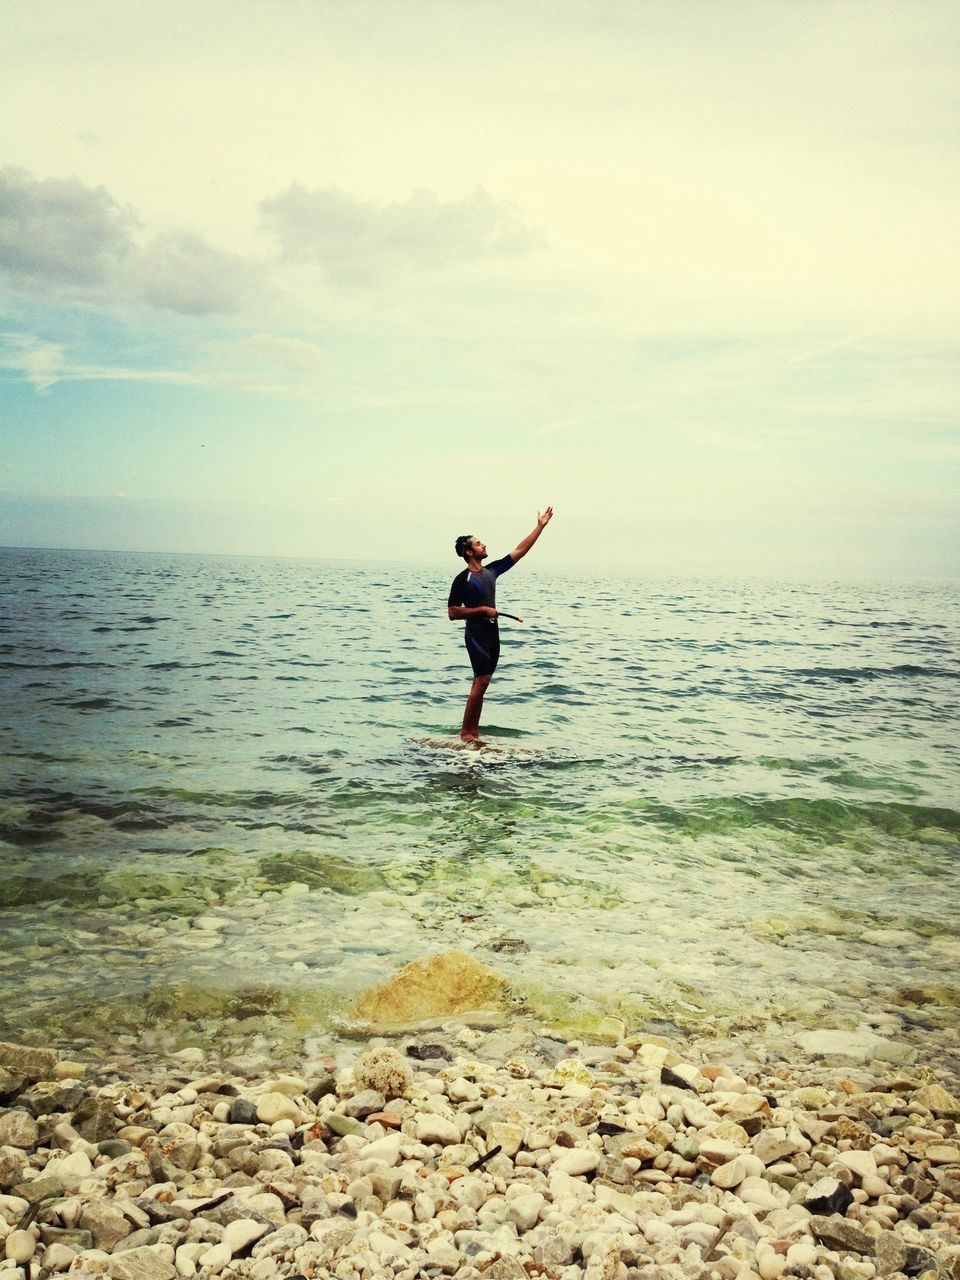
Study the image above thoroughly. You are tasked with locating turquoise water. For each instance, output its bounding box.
[1,547,958,1066]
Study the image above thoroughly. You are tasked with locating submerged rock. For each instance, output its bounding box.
[353,951,509,1028]
[0,1041,58,1079]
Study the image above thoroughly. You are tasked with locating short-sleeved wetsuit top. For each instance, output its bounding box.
[448,554,514,677]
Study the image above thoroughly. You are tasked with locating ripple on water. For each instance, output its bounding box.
[1,549,958,1060]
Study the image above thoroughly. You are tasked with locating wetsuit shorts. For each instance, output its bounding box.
[465,623,500,677]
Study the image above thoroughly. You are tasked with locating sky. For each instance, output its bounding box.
[1,0,958,577]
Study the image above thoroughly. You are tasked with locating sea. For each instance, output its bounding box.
[1,546,958,1072]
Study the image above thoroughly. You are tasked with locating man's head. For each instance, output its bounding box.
[455,534,487,562]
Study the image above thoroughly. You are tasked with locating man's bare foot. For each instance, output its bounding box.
[460,731,479,742]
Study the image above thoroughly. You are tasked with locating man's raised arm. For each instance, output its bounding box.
[510,506,554,563]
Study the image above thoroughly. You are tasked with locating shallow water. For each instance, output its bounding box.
[1,547,958,1066]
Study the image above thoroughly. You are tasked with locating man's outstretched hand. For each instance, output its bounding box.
[537,506,554,528]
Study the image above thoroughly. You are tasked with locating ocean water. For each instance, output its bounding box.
[1,547,958,1068]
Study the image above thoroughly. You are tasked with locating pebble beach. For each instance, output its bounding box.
[2,943,960,1280]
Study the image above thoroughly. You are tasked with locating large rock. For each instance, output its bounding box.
[106,1245,176,1280]
[874,1231,908,1277]
[0,1042,58,1079]
[805,1176,854,1215]
[911,1083,960,1120]
[353,952,509,1028]
[73,1097,118,1142]
[0,1148,25,1188]
[20,1081,85,1116]
[80,1201,133,1251]
[0,1110,38,1149]
[796,1029,902,1063]
[809,1215,875,1255]
[255,1093,306,1125]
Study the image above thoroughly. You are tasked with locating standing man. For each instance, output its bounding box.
[447,507,554,741]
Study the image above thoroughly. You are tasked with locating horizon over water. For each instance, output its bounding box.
[3,541,957,585]
[1,545,958,1078]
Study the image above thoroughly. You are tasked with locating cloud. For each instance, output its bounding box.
[261,184,543,283]
[0,166,136,286]
[0,167,256,315]
[0,332,67,391]
[0,331,209,392]
[135,232,257,314]
[239,334,330,374]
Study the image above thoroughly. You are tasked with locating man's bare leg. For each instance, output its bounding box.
[460,674,492,741]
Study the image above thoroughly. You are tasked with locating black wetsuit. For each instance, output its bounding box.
[448,555,514,677]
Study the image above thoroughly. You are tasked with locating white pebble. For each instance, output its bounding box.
[5,1231,36,1264]
[553,1148,599,1176]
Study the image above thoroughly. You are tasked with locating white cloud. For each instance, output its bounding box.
[0,166,136,286]
[261,184,543,284]
[0,331,209,392]
[0,333,67,392]
[0,167,257,315]
[135,231,257,314]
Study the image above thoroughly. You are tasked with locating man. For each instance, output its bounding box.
[447,507,554,741]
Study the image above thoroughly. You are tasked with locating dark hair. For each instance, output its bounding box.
[454,534,473,559]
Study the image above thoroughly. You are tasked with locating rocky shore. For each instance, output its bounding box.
[2,1022,959,1280]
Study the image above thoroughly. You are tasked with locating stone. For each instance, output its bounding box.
[488,1121,524,1158]
[553,1148,599,1176]
[360,1133,402,1164]
[228,1098,258,1125]
[197,1242,232,1272]
[904,1245,938,1276]
[42,1242,78,1272]
[39,1228,94,1250]
[306,1074,337,1103]
[326,1112,365,1137]
[50,1149,94,1191]
[0,1110,38,1148]
[5,1229,37,1263]
[99,1139,134,1158]
[507,1192,544,1231]
[911,1083,960,1120]
[737,1176,787,1211]
[107,1245,177,1280]
[353,951,509,1027]
[250,1224,308,1256]
[809,1214,876,1255]
[603,1132,660,1162]
[343,1089,384,1118]
[73,1097,118,1142]
[0,1146,24,1188]
[699,1138,742,1166]
[837,1149,878,1180]
[805,1175,855,1215]
[925,1143,960,1163]
[712,1154,764,1188]
[796,1029,897,1063]
[255,1093,305,1125]
[416,1115,461,1145]
[874,1231,908,1276]
[221,1213,271,1254]
[753,1130,802,1165]
[369,1167,403,1201]
[116,1229,161,1251]
[19,1081,85,1115]
[0,1042,58,1079]
[12,1174,66,1204]
[81,1201,134,1250]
